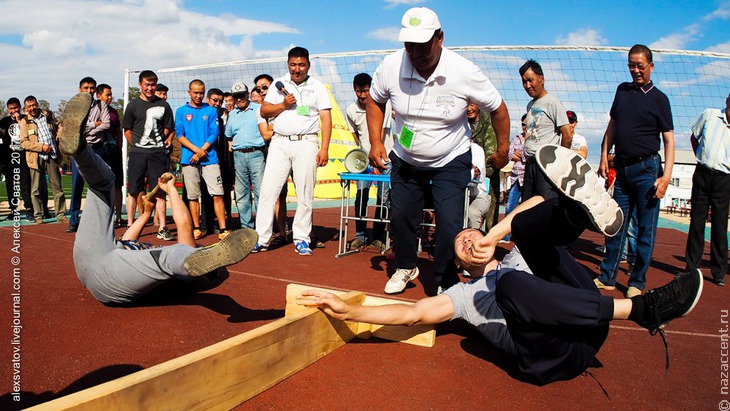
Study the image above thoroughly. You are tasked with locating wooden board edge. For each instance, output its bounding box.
[28,291,366,411]
[285,283,435,348]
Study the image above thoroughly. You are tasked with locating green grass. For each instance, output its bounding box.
[0,173,86,203]
[0,173,189,205]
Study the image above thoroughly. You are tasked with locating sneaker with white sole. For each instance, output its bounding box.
[636,269,703,371]
[250,242,268,253]
[59,93,92,156]
[536,145,623,237]
[157,227,177,241]
[184,228,258,276]
[638,269,703,333]
[384,267,419,294]
[294,240,313,256]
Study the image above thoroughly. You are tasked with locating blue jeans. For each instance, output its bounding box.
[233,150,265,229]
[621,210,637,263]
[503,181,522,241]
[598,155,662,289]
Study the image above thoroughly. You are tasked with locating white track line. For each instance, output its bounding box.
[227,268,419,303]
[6,227,722,339]
[229,268,724,338]
[609,324,722,338]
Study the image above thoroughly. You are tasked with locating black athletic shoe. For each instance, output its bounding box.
[536,145,623,237]
[183,228,258,277]
[639,269,703,333]
[59,93,92,156]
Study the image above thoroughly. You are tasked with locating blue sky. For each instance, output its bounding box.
[0,0,726,108]
[181,0,730,54]
[0,0,727,163]
[189,0,730,53]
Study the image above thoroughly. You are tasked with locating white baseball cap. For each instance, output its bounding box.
[398,7,441,43]
[231,81,248,94]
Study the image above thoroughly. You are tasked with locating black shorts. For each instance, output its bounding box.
[127,149,167,195]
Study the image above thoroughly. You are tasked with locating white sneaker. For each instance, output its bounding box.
[536,145,623,237]
[384,267,419,294]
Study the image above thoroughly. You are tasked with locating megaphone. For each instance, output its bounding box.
[344,148,370,173]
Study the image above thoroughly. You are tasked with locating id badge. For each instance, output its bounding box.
[399,125,413,149]
[296,105,310,116]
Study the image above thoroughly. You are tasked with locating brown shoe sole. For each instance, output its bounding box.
[59,93,92,156]
[184,228,259,276]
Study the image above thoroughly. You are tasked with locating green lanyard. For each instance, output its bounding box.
[291,77,309,101]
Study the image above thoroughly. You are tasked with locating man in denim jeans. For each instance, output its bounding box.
[597,44,675,298]
[225,81,269,229]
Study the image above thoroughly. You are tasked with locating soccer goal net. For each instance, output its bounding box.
[127,45,730,198]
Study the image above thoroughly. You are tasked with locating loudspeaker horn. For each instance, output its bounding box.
[343,148,370,173]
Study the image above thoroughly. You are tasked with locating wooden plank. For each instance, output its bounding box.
[285,284,436,348]
[28,291,366,411]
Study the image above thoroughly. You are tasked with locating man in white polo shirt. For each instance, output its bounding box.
[254,46,332,256]
[367,7,510,294]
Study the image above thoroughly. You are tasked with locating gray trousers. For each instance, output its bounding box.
[29,156,66,219]
[73,145,195,304]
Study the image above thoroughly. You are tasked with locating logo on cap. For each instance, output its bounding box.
[409,17,421,27]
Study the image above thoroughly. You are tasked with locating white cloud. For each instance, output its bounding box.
[648,3,729,52]
[383,0,426,8]
[367,27,401,43]
[0,0,298,110]
[703,1,730,20]
[22,30,87,57]
[649,23,702,50]
[706,40,730,53]
[555,29,608,46]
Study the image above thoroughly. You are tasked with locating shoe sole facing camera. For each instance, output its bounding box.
[184,228,259,277]
[536,145,624,237]
[59,93,92,156]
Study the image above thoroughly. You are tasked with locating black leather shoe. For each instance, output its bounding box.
[66,224,78,233]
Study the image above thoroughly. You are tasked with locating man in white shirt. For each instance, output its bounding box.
[254,46,332,256]
[567,110,588,159]
[467,142,491,230]
[366,7,510,294]
[345,73,392,251]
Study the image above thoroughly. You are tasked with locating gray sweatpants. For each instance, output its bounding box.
[73,145,196,304]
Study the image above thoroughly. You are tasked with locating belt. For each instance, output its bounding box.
[616,153,658,166]
[697,162,729,176]
[274,133,318,141]
[235,146,263,153]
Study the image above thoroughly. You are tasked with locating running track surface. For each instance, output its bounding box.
[0,207,726,410]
